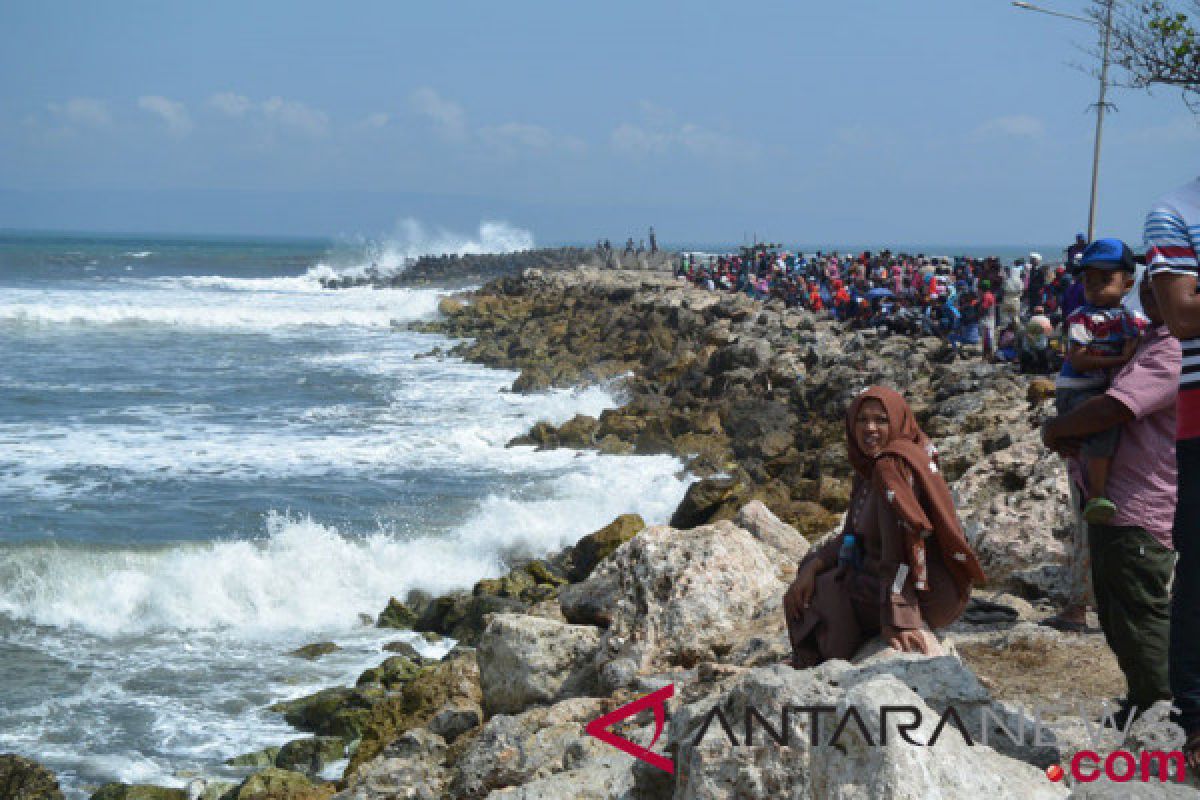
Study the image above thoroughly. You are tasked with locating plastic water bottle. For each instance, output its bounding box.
[838,534,858,568]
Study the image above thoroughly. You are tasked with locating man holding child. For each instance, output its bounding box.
[1042,241,1180,730]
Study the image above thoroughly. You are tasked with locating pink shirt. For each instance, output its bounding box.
[1073,325,1181,547]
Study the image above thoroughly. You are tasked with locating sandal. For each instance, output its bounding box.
[1039,614,1088,633]
[1184,728,1200,774]
[964,598,1019,625]
[1083,497,1118,525]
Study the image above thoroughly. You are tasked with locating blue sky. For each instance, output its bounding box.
[1,0,1197,246]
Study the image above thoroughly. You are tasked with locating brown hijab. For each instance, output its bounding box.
[846,386,986,597]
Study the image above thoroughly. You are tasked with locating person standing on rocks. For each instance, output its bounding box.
[1041,271,1179,728]
[783,386,985,666]
[1144,176,1200,769]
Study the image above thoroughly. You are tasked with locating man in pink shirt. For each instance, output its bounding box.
[1043,274,1181,726]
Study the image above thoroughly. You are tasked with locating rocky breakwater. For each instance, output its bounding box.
[320,248,675,289]
[419,266,1070,581]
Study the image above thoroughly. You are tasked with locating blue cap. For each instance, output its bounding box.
[1078,238,1135,273]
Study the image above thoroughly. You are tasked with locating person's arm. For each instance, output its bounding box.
[1067,336,1139,373]
[1151,272,1200,340]
[874,472,923,631]
[1145,204,1200,339]
[873,463,944,655]
[1042,393,1134,454]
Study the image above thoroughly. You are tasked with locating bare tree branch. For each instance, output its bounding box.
[1093,0,1200,110]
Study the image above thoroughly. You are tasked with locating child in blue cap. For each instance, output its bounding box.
[1053,238,1148,523]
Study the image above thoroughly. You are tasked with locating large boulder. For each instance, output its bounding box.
[344,651,482,777]
[274,737,345,776]
[566,513,646,582]
[733,500,810,567]
[560,521,784,686]
[954,431,1070,590]
[670,478,743,529]
[671,663,1066,799]
[376,598,418,629]
[233,768,332,800]
[336,729,448,800]
[288,642,341,660]
[448,697,618,798]
[478,614,602,715]
[0,756,64,800]
[269,687,375,742]
[414,590,528,646]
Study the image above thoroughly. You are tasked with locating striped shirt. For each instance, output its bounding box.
[1144,177,1200,440]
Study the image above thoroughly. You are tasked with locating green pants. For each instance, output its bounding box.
[1088,523,1175,711]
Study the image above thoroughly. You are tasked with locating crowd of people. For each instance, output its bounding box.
[774,173,1200,773]
[674,237,1096,370]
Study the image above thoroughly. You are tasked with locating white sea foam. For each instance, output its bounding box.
[124,251,154,258]
[306,219,534,283]
[0,284,443,330]
[0,448,687,637]
[0,359,625,495]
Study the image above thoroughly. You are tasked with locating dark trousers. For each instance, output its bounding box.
[1089,523,1174,710]
[1172,437,1200,732]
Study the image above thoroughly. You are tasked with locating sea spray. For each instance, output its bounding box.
[306,218,534,284]
[0,444,687,637]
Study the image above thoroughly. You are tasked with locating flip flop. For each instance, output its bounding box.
[1184,728,1200,773]
[964,598,1020,625]
[1039,614,1088,633]
[1083,497,1118,525]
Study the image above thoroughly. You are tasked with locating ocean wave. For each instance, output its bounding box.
[0,454,688,637]
[0,286,444,331]
[306,219,533,284]
[0,377,625,494]
[150,274,341,293]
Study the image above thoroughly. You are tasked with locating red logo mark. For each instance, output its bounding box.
[584,684,675,774]
[1046,764,1064,782]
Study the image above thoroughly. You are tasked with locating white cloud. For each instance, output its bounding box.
[1119,116,1200,145]
[261,96,329,137]
[46,97,112,129]
[610,107,758,161]
[410,87,466,140]
[478,122,587,155]
[973,114,1045,139]
[138,95,192,136]
[611,122,671,155]
[361,112,391,129]
[205,92,328,137]
[208,92,253,117]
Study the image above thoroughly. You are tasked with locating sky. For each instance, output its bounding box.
[1,0,1198,247]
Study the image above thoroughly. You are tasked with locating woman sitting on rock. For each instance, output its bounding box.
[784,386,985,666]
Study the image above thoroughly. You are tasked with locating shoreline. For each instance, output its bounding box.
[10,263,1197,798]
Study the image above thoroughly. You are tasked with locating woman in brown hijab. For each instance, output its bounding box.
[783,385,986,666]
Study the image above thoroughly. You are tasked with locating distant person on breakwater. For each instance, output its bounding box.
[1067,232,1089,269]
[783,386,985,666]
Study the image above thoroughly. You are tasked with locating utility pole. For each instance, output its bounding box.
[1012,0,1115,242]
[1087,0,1115,242]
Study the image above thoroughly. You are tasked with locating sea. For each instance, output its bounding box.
[0,228,691,797]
